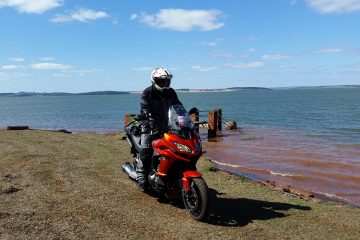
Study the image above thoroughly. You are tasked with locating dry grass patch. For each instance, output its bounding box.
[1,130,359,240]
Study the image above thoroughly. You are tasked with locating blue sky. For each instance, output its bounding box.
[0,0,360,92]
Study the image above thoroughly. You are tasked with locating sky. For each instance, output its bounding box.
[0,0,360,92]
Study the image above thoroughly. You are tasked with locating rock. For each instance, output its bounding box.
[282,187,291,193]
[2,174,18,181]
[0,212,10,219]
[2,186,21,194]
[225,121,237,130]
[58,129,72,134]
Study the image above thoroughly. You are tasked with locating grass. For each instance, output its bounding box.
[1,130,359,240]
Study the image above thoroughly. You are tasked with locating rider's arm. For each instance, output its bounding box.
[171,88,183,106]
[140,87,152,118]
[140,88,157,132]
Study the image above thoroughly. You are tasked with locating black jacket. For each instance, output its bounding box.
[140,85,182,131]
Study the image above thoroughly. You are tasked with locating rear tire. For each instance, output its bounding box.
[182,177,209,221]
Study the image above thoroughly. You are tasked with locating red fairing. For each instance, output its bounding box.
[182,171,202,192]
[182,177,190,192]
[183,170,202,178]
[152,133,202,177]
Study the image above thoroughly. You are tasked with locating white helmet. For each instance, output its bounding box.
[151,67,173,92]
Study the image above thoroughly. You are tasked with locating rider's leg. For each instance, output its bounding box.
[136,132,152,188]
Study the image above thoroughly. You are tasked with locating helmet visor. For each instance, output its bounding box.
[154,77,171,88]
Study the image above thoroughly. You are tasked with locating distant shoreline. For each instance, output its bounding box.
[0,87,271,97]
[1,85,359,97]
[0,91,130,98]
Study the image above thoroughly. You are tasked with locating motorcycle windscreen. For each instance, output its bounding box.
[168,105,195,133]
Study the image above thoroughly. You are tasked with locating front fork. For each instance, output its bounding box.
[182,170,202,192]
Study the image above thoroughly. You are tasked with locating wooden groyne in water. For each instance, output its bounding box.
[191,109,242,138]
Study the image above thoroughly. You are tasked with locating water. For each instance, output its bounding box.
[0,94,140,132]
[1,87,360,204]
[204,127,360,205]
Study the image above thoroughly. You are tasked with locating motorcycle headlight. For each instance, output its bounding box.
[172,141,191,153]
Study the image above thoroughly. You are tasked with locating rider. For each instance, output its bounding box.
[137,67,183,190]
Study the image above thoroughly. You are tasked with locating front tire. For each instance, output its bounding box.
[182,177,209,221]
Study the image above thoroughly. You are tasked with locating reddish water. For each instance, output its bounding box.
[203,127,360,206]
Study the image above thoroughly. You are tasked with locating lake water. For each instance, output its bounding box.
[1,87,359,205]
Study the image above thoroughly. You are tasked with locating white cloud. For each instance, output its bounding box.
[212,52,235,59]
[51,8,110,23]
[191,66,220,72]
[112,17,119,25]
[306,0,360,13]
[9,57,25,62]
[53,73,67,77]
[63,68,102,76]
[30,62,72,70]
[132,9,225,32]
[201,38,225,47]
[190,61,265,72]
[0,0,63,14]
[240,48,257,58]
[313,47,344,53]
[0,71,27,78]
[130,14,138,20]
[64,69,101,73]
[228,62,265,69]
[1,65,24,70]
[262,54,291,60]
[201,41,218,47]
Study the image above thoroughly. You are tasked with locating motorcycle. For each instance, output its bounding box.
[122,105,209,221]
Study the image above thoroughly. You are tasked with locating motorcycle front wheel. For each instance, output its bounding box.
[182,177,209,221]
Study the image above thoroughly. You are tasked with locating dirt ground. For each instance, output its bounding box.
[1,130,359,240]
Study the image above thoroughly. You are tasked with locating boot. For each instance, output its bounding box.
[136,156,146,191]
[137,132,152,191]
[136,176,146,191]
[136,163,146,191]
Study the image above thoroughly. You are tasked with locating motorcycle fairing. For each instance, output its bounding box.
[182,171,202,192]
[153,132,201,177]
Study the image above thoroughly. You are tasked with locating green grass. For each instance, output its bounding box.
[1,130,359,240]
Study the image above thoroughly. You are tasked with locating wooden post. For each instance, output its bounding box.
[216,109,222,131]
[208,110,218,138]
[191,112,200,134]
[7,126,29,130]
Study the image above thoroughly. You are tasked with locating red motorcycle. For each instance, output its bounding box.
[122,105,209,221]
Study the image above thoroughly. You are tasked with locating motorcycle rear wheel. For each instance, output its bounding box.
[182,177,209,221]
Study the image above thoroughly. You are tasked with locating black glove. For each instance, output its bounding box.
[134,113,147,121]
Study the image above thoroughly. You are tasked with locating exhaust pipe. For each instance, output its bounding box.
[122,162,138,181]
